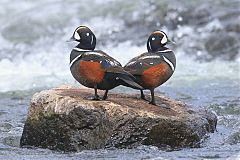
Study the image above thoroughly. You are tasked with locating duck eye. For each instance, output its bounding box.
[152,37,155,41]
[86,33,90,36]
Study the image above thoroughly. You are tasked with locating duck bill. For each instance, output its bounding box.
[167,38,176,44]
[66,36,75,42]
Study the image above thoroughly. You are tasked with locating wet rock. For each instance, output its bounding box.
[3,136,21,147]
[20,85,217,152]
[225,130,240,145]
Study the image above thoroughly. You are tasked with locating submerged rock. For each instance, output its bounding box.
[20,85,217,152]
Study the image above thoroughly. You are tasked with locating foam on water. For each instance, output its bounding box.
[0,39,239,92]
[0,13,239,92]
[1,0,239,65]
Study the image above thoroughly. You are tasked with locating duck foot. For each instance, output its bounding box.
[149,101,156,105]
[149,101,171,109]
[140,90,148,101]
[102,90,108,100]
[86,85,101,100]
[85,95,100,101]
[141,95,148,101]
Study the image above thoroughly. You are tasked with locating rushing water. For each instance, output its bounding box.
[0,0,239,159]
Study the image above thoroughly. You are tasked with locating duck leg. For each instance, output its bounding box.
[149,89,156,105]
[102,90,108,100]
[140,90,147,100]
[91,84,100,100]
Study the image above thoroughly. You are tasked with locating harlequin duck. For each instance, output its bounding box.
[124,31,176,105]
[69,26,142,100]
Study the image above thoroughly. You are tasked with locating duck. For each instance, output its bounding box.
[69,26,142,100]
[124,31,176,105]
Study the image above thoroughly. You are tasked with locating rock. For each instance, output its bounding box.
[20,85,217,152]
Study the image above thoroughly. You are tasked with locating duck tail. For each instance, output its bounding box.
[117,73,143,90]
[106,67,143,90]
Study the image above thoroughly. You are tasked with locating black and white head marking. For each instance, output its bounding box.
[70,26,96,50]
[148,41,152,51]
[73,26,86,41]
[147,30,170,52]
[74,30,81,40]
[148,37,155,51]
[91,34,94,45]
[153,31,168,45]
[159,31,167,45]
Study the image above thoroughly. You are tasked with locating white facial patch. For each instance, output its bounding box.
[160,32,167,44]
[74,31,80,40]
[86,32,90,36]
[152,37,155,41]
[162,55,175,71]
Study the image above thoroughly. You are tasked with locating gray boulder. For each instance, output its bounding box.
[20,85,217,152]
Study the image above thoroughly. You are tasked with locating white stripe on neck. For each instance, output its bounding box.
[162,55,175,71]
[157,49,172,53]
[69,54,82,68]
[70,50,106,68]
[85,52,104,56]
[139,55,161,60]
[73,48,91,52]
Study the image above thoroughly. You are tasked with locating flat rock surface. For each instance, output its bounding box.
[20,85,217,152]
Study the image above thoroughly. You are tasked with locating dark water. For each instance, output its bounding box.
[0,0,239,159]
